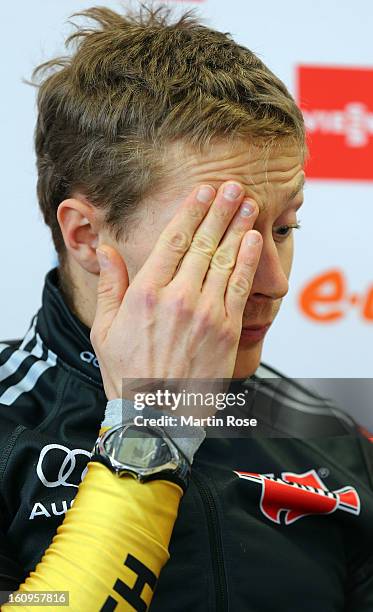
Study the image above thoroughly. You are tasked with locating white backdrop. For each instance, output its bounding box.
[1,1,372,422]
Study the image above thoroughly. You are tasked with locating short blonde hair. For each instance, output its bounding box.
[33,5,306,261]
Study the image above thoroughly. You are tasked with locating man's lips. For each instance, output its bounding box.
[242,322,272,330]
[240,322,272,342]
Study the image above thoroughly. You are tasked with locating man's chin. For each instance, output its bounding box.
[233,339,263,380]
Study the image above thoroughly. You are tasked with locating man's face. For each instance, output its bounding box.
[100,139,305,379]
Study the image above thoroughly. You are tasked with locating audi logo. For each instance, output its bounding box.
[80,351,100,368]
[36,444,92,488]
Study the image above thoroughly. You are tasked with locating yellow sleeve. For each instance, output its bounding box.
[2,458,183,611]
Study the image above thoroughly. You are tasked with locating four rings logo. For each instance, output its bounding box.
[36,444,91,488]
[297,66,373,180]
[80,351,100,368]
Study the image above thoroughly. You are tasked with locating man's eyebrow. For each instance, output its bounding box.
[286,176,306,202]
[249,175,306,214]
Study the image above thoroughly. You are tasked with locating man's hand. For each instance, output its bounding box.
[90,181,262,401]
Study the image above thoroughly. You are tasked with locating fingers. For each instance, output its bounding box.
[90,246,130,346]
[174,182,245,289]
[136,184,216,288]
[225,230,263,320]
[201,198,259,298]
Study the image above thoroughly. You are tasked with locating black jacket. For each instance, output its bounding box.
[0,269,372,611]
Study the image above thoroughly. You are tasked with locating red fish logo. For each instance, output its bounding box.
[234,469,360,525]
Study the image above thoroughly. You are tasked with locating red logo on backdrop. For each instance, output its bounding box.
[297,66,373,180]
[234,470,361,525]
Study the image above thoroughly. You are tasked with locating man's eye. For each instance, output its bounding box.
[273,222,302,241]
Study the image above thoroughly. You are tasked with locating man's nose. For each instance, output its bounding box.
[250,239,289,301]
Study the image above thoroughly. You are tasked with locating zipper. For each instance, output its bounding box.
[192,470,229,612]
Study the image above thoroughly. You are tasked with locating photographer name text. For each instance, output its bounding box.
[133,415,257,428]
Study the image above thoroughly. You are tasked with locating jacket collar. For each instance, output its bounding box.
[36,268,103,385]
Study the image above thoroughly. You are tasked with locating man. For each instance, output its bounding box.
[0,5,372,611]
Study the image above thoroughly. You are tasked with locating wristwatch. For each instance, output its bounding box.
[91,423,191,492]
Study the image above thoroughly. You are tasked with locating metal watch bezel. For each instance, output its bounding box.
[93,422,184,480]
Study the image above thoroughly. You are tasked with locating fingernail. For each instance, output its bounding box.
[240,200,255,217]
[246,232,261,245]
[96,249,110,269]
[223,182,242,201]
[197,185,215,203]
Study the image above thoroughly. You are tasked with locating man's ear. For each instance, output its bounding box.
[57,197,102,274]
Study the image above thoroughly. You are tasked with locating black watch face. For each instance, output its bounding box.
[104,426,173,469]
